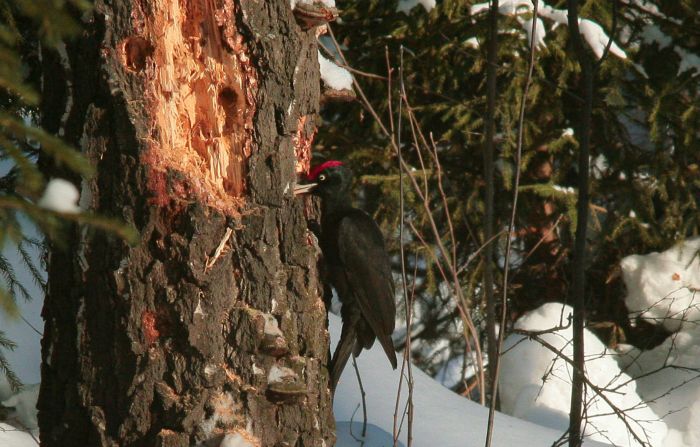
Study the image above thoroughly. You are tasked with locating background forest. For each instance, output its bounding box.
[315,0,700,396]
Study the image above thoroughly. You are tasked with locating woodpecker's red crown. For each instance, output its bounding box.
[307,160,344,181]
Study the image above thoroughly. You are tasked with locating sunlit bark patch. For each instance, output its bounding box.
[293,115,316,175]
[128,0,257,214]
[141,310,160,344]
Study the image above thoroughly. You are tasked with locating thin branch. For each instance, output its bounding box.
[520,214,565,264]
[352,354,368,438]
[567,0,594,445]
[482,0,499,426]
[456,229,507,275]
[399,95,486,404]
[486,1,539,446]
[20,314,43,336]
[319,43,388,80]
[393,46,415,447]
[520,332,651,446]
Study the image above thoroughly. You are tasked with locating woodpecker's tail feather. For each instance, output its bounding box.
[330,323,356,394]
[377,333,398,370]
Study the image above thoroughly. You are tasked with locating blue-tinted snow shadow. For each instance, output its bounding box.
[335,422,405,447]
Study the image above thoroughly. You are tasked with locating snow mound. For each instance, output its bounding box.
[617,238,700,447]
[620,238,700,333]
[1,383,39,436]
[0,422,37,447]
[499,303,666,447]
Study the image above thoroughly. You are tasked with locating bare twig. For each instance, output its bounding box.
[399,95,486,404]
[352,354,368,438]
[349,404,366,445]
[520,214,565,264]
[429,134,457,276]
[456,229,507,275]
[398,47,415,447]
[393,46,415,447]
[386,47,395,136]
[483,0,499,413]
[20,314,42,336]
[519,332,651,446]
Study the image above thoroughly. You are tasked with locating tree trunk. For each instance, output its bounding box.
[38,1,333,446]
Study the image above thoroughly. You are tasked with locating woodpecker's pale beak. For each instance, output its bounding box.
[293,182,317,195]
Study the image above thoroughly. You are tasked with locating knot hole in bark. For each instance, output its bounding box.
[119,36,153,72]
[218,86,245,133]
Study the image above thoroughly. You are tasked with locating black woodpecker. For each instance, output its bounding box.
[294,160,398,393]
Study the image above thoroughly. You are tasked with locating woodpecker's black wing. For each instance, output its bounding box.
[336,210,397,368]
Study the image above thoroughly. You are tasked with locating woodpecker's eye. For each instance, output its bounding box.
[318,174,327,182]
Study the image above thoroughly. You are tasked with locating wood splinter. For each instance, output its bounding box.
[205,227,233,272]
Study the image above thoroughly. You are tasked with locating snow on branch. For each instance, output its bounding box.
[675,47,700,75]
[290,0,336,8]
[578,19,626,59]
[638,22,700,76]
[318,50,353,91]
[471,1,627,58]
[37,178,80,214]
[519,17,546,49]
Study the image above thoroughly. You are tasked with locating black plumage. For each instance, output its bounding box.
[295,161,397,393]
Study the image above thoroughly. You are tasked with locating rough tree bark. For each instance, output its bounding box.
[37,0,334,446]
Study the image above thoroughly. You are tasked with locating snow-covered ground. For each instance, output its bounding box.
[331,313,609,447]
[1,310,609,447]
[0,422,38,447]
[2,240,699,446]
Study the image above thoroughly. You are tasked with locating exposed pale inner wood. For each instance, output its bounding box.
[122,0,257,213]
